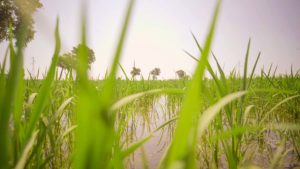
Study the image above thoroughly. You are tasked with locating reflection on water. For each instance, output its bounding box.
[120,95,300,169]
[124,95,180,169]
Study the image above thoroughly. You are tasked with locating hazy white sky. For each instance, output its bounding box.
[1,0,300,79]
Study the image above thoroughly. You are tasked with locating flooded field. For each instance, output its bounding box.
[1,0,300,168]
[120,95,300,169]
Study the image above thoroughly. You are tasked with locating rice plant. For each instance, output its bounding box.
[0,0,299,169]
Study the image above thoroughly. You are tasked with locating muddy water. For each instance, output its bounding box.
[125,96,177,169]
[125,96,300,169]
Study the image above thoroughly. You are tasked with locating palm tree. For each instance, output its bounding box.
[150,67,161,80]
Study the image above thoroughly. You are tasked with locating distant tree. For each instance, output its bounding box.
[130,67,141,80]
[57,53,74,70]
[176,70,187,79]
[57,44,95,79]
[57,53,73,80]
[150,67,161,80]
[0,0,43,44]
[71,44,95,67]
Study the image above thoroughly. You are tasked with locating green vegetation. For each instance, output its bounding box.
[0,0,299,169]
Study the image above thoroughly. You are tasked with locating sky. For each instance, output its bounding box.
[1,0,300,79]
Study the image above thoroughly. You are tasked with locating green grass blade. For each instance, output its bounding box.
[111,88,184,111]
[120,135,152,160]
[272,65,278,78]
[120,117,178,159]
[260,95,300,123]
[56,97,73,119]
[267,64,273,77]
[242,105,255,124]
[198,91,247,136]
[243,38,251,90]
[248,52,260,88]
[184,50,225,96]
[119,63,129,80]
[191,32,203,53]
[0,45,9,73]
[212,52,227,90]
[102,0,135,103]
[57,125,78,142]
[75,1,135,168]
[183,50,198,62]
[25,19,61,142]
[262,71,277,88]
[160,1,221,168]
[74,3,100,167]
[15,131,39,169]
[0,17,27,168]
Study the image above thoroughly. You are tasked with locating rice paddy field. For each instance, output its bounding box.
[0,0,300,169]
